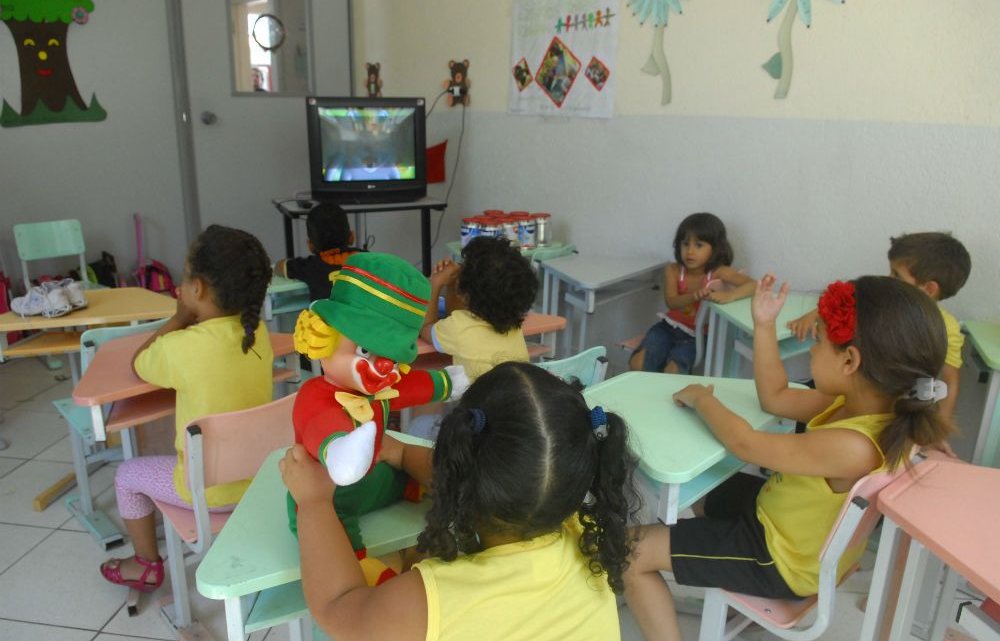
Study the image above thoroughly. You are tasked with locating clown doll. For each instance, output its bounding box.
[289,252,467,585]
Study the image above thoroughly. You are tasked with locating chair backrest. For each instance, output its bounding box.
[186,392,297,490]
[692,303,710,370]
[536,345,608,388]
[13,219,87,290]
[79,318,169,372]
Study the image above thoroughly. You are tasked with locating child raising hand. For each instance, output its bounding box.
[282,361,640,641]
[624,274,954,641]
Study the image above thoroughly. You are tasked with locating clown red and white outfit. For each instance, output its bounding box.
[288,252,466,585]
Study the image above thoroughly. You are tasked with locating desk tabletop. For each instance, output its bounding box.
[964,320,1000,370]
[0,288,175,332]
[73,331,295,407]
[198,432,433,600]
[582,372,786,484]
[540,254,667,290]
[267,275,309,295]
[709,292,818,339]
[877,459,1000,603]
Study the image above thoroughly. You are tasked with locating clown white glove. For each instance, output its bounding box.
[323,420,376,486]
[445,365,470,400]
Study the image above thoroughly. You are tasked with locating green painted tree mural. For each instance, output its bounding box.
[763,0,844,99]
[1,0,106,126]
[628,0,683,105]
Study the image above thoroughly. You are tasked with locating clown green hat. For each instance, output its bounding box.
[311,252,430,364]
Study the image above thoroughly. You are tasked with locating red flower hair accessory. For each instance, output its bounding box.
[817,280,856,345]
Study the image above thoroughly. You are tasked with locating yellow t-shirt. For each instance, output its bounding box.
[432,309,529,382]
[756,396,891,596]
[134,316,273,506]
[938,304,964,369]
[414,517,620,641]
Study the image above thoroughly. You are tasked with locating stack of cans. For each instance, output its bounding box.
[460,210,551,248]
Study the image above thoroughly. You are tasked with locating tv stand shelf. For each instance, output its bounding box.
[272,196,447,275]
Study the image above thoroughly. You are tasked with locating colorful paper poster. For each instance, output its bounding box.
[510,0,619,119]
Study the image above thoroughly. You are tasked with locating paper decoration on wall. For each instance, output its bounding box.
[763,0,843,99]
[0,0,107,127]
[628,0,682,105]
[443,59,470,107]
[365,62,382,97]
[509,0,620,119]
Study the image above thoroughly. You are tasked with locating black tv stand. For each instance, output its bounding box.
[273,196,448,276]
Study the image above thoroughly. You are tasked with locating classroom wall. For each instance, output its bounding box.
[0,0,188,285]
[349,0,1000,325]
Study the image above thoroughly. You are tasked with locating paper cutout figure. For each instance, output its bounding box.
[1,0,107,127]
[764,0,844,99]
[628,0,683,105]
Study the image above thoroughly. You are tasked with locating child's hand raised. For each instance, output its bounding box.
[279,444,335,507]
[751,274,789,327]
[430,259,459,288]
[672,383,714,409]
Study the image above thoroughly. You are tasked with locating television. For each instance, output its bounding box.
[305,96,427,204]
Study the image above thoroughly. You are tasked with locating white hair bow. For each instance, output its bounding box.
[910,377,948,402]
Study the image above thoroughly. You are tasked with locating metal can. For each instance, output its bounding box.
[460,217,481,247]
[515,215,536,248]
[501,220,520,245]
[531,212,552,246]
[483,209,505,218]
[480,222,501,239]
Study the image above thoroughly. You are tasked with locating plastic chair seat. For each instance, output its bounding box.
[726,592,817,629]
[155,500,230,544]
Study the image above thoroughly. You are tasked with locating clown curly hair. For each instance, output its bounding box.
[457,237,538,334]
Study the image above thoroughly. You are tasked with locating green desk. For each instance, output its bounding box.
[704,292,818,378]
[264,276,311,331]
[966,320,1000,467]
[196,432,433,641]
[582,372,795,525]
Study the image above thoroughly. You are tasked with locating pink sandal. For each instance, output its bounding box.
[99,554,164,593]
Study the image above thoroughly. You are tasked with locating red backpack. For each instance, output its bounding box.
[133,213,176,297]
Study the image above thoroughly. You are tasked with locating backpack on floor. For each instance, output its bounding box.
[133,213,176,297]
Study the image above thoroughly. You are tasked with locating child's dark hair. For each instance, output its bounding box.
[307,203,352,254]
[672,212,734,271]
[887,232,971,301]
[417,361,640,593]
[835,276,953,467]
[458,237,538,334]
[187,225,271,353]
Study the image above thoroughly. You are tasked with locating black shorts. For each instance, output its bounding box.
[670,473,801,599]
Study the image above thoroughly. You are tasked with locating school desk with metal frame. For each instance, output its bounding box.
[582,371,798,525]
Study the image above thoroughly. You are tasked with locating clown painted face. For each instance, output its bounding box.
[319,333,402,395]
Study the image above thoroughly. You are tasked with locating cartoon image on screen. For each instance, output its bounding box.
[318,107,418,183]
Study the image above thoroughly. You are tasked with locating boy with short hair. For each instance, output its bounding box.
[788,231,971,423]
[275,202,360,303]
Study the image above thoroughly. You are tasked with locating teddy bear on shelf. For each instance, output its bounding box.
[288,252,468,585]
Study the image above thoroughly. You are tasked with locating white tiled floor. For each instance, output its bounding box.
[0,356,963,641]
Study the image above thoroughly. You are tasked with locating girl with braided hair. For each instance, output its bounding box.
[99,225,274,599]
[280,360,641,641]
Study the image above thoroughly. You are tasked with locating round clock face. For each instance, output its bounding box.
[252,13,286,52]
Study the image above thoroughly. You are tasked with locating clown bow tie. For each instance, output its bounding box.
[334,389,400,423]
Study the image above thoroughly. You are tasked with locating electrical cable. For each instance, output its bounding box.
[425,89,450,118]
[430,101,466,250]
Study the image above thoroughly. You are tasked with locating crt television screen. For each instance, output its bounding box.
[318,106,418,183]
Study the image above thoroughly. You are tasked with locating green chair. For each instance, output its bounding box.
[53,318,174,549]
[13,219,89,290]
[536,345,608,388]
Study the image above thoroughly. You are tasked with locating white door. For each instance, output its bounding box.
[178,0,351,262]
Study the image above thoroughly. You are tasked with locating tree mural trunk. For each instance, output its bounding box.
[4,18,87,116]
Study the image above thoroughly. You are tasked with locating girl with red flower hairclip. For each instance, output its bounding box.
[623,274,956,641]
